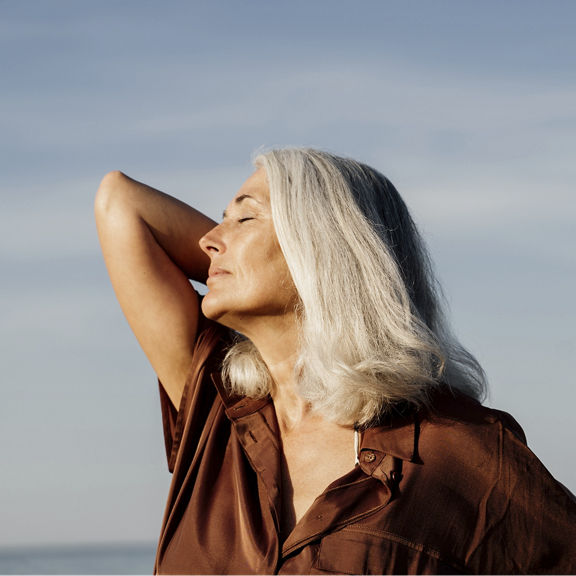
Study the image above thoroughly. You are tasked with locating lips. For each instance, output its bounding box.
[207,266,231,281]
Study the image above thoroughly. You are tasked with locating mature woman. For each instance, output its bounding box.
[95,148,575,574]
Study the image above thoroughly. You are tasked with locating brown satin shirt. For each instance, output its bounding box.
[153,320,576,574]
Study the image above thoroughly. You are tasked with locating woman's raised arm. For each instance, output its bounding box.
[95,171,217,409]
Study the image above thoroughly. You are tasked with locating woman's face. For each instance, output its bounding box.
[199,168,298,334]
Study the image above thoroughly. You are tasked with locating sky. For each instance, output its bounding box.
[0,0,575,547]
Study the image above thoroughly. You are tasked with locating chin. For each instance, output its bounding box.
[200,293,224,321]
[201,294,237,327]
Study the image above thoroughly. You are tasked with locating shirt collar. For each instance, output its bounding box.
[211,372,272,418]
[211,372,419,464]
[360,415,419,463]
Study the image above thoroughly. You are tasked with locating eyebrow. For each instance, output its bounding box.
[222,194,261,219]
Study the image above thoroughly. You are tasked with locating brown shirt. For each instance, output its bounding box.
[154,320,576,574]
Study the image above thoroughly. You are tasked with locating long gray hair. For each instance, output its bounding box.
[223,148,486,426]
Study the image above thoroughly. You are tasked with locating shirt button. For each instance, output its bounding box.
[364,451,376,463]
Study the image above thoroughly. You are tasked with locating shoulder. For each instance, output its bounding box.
[367,391,576,573]
[417,390,527,471]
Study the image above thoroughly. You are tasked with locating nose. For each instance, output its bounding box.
[199,224,225,256]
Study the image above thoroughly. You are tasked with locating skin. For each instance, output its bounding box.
[199,170,304,427]
[199,169,300,357]
[95,168,356,534]
[95,170,215,409]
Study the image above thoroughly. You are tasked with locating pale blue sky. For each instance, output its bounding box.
[1,0,574,546]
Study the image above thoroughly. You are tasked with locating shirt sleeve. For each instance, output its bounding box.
[467,422,576,574]
[158,312,230,473]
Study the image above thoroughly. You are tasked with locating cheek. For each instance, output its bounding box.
[269,258,298,301]
[263,247,291,281]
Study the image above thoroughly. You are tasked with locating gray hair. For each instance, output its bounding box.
[223,148,486,426]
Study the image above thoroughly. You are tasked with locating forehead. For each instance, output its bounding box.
[231,167,269,204]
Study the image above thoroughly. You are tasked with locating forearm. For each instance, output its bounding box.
[95,170,216,282]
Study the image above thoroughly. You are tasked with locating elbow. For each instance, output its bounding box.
[94,170,128,219]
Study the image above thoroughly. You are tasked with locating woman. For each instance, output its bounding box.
[95,148,575,574]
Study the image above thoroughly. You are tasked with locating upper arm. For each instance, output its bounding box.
[95,171,217,409]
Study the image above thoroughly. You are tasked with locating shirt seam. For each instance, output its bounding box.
[282,503,389,557]
[340,524,468,573]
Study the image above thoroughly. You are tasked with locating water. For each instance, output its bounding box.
[0,542,157,575]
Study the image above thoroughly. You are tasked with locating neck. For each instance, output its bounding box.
[270,379,313,432]
[239,315,310,432]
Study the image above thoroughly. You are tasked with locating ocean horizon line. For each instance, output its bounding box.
[0,541,157,575]
[0,540,157,552]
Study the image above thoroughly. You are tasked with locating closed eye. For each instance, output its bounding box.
[238,217,254,223]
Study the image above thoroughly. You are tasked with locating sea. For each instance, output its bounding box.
[0,542,157,575]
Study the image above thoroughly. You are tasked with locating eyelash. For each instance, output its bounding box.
[238,217,254,223]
